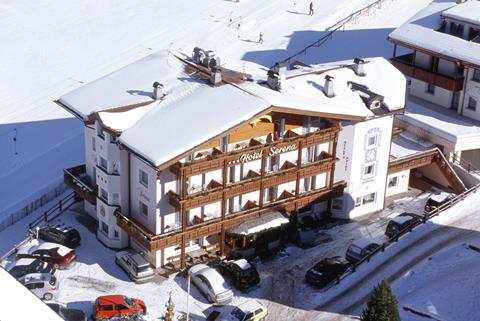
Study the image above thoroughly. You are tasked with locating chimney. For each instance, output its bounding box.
[192,47,202,64]
[210,68,222,86]
[273,62,288,76]
[323,75,335,98]
[267,69,285,91]
[153,82,165,100]
[352,58,366,76]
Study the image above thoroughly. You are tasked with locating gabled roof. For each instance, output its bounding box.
[388,2,480,67]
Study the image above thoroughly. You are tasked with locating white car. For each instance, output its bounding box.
[189,264,233,305]
[221,300,268,321]
[115,250,155,281]
[18,273,58,300]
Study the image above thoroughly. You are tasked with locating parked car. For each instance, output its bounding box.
[345,238,381,264]
[218,258,260,290]
[8,258,56,279]
[47,302,87,321]
[17,242,76,269]
[18,272,58,300]
[93,295,146,321]
[190,264,234,306]
[305,256,350,287]
[220,300,268,321]
[38,224,81,248]
[385,212,422,238]
[115,250,155,282]
[424,192,455,213]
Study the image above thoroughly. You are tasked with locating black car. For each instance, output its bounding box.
[424,192,455,213]
[38,224,81,248]
[8,258,56,279]
[305,256,350,287]
[47,303,87,321]
[218,258,260,290]
[385,212,421,238]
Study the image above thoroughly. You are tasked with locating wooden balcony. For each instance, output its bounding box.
[170,126,339,177]
[64,165,97,205]
[115,181,346,251]
[391,54,464,92]
[168,155,336,211]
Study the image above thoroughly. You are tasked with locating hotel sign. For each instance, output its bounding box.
[229,143,298,165]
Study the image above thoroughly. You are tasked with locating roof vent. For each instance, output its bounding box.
[323,75,335,98]
[267,69,286,91]
[352,58,366,77]
[210,68,222,86]
[152,82,165,100]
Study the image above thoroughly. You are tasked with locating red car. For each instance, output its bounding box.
[94,295,146,320]
[16,242,76,269]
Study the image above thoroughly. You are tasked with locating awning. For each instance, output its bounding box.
[227,211,289,237]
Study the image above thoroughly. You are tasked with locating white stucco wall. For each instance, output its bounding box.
[385,169,410,197]
[410,78,453,109]
[461,69,480,121]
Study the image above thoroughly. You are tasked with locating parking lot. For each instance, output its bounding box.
[1,187,439,320]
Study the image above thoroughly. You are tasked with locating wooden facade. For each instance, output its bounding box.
[64,165,97,205]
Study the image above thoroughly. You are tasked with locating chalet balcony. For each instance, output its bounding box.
[391,54,464,92]
[115,181,346,252]
[64,164,97,205]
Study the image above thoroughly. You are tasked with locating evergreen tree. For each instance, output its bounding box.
[360,279,400,321]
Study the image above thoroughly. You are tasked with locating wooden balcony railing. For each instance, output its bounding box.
[64,165,97,205]
[115,181,346,251]
[170,126,339,177]
[168,155,336,211]
[391,54,464,92]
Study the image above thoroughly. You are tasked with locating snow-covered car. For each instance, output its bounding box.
[8,258,56,279]
[424,192,455,213]
[38,224,81,248]
[345,238,381,264]
[115,250,155,281]
[305,256,350,287]
[16,242,76,269]
[47,302,87,321]
[19,272,58,300]
[220,300,268,321]
[385,212,421,238]
[189,264,233,306]
[218,258,260,290]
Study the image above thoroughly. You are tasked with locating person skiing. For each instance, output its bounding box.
[258,32,263,44]
[309,1,314,15]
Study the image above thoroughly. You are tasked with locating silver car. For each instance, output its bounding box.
[19,273,58,300]
[115,250,155,281]
[190,264,233,306]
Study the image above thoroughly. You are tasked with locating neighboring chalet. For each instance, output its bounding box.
[57,48,463,269]
[388,1,480,171]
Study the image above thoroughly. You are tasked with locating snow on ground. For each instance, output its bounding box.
[0,0,434,220]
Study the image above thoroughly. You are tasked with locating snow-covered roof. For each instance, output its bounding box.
[58,50,185,121]
[244,57,406,119]
[442,1,480,27]
[399,97,480,143]
[0,268,63,321]
[388,2,480,67]
[227,211,289,236]
[390,132,432,160]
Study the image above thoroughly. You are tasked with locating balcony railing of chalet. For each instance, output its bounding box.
[64,165,97,205]
[168,154,336,211]
[391,54,464,92]
[115,181,346,251]
[170,126,339,177]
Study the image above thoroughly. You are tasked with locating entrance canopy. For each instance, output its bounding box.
[227,211,289,237]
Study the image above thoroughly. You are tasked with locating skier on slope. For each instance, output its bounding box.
[309,2,314,16]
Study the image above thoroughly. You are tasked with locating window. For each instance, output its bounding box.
[355,197,362,207]
[367,134,378,147]
[426,83,435,94]
[101,221,109,235]
[467,97,477,111]
[99,157,108,171]
[365,130,380,149]
[331,198,344,210]
[363,162,375,178]
[473,69,480,82]
[92,136,96,151]
[388,176,399,188]
[140,201,148,217]
[114,229,119,239]
[139,169,149,188]
[112,193,119,205]
[362,192,376,205]
[100,188,108,202]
